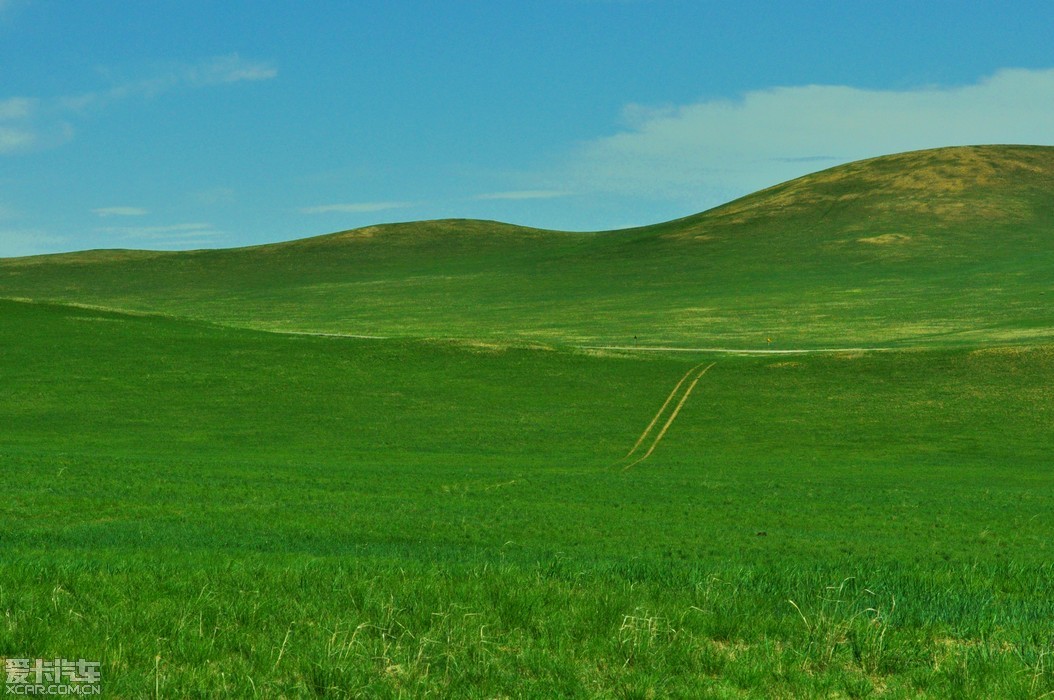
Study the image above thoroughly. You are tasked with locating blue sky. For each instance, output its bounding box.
[1,1,1053,256]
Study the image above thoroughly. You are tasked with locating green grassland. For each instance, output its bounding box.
[2,146,1054,697]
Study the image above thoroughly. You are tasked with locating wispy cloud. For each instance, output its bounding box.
[1,54,276,155]
[95,222,219,241]
[0,97,35,120]
[0,229,72,258]
[559,67,1054,209]
[186,54,277,86]
[0,97,40,153]
[93,222,224,248]
[300,201,416,215]
[0,127,36,153]
[474,190,571,201]
[93,206,148,217]
[61,54,277,113]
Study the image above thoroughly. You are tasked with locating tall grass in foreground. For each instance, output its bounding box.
[2,554,1052,697]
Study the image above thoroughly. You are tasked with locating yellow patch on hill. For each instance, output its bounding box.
[336,226,379,240]
[858,233,912,245]
[694,145,1051,229]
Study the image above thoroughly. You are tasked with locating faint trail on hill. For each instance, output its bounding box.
[623,362,707,461]
[269,330,390,340]
[583,345,895,355]
[622,362,716,472]
[177,321,897,354]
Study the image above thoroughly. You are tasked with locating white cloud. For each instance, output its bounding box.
[474,190,571,201]
[1,54,276,156]
[560,67,1054,209]
[300,201,416,215]
[92,206,148,217]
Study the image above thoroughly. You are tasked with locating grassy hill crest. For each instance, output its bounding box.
[2,145,1052,348]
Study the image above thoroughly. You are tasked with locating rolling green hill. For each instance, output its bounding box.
[4,145,1054,697]
[3,144,1053,348]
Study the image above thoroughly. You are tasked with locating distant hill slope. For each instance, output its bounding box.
[2,145,1053,348]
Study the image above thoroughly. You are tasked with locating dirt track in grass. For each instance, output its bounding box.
[621,362,716,471]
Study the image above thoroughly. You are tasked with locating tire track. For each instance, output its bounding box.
[621,362,715,471]
[622,362,707,461]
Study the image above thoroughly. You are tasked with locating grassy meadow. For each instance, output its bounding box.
[2,146,1054,696]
